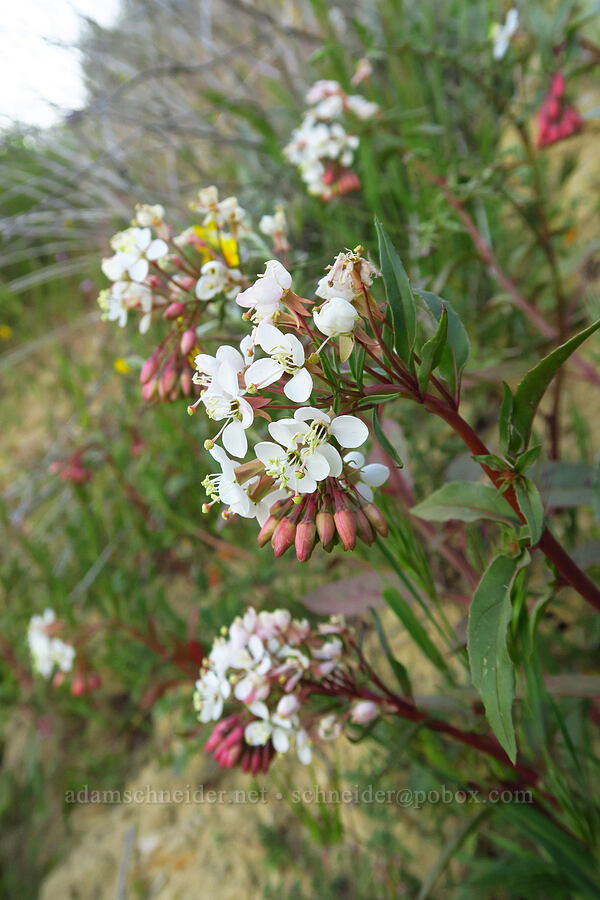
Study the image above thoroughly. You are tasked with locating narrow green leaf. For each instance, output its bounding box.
[472,453,510,471]
[468,552,529,763]
[415,290,470,398]
[375,217,416,366]
[498,382,514,455]
[417,306,448,394]
[411,482,520,526]
[371,609,413,699]
[515,477,544,545]
[383,586,449,674]
[372,408,404,467]
[348,341,365,392]
[509,319,600,455]
[514,445,541,474]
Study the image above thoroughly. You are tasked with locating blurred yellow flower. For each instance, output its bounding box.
[113,357,131,374]
[192,225,239,267]
[0,325,13,340]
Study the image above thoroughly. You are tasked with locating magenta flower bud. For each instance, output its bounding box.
[257,515,279,547]
[140,356,159,385]
[334,508,356,551]
[52,671,66,689]
[163,301,186,320]
[180,370,192,396]
[316,510,335,546]
[272,518,297,557]
[241,749,252,773]
[141,377,157,402]
[295,522,316,562]
[70,673,87,696]
[205,716,235,753]
[180,328,196,356]
[350,700,379,724]
[220,724,245,752]
[147,274,162,288]
[355,508,375,546]
[251,747,262,776]
[159,367,177,396]
[86,672,102,691]
[363,502,388,537]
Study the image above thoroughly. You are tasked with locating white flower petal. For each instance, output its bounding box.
[129,258,149,282]
[222,421,247,458]
[245,357,282,389]
[361,463,390,487]
[146,238,168,261]
[330,415,369,448]
[318,443,343,477]
[284,367,313,403]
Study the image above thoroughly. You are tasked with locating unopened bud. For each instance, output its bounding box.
[180,370,192,396]
[141,377,157,402]
[140,356,159,385]
[334,508,357,551]
[316,510,335,546]
[257,515,278,547]
[70,673,87,696]
[234,458,264,484]
[350,700,379,725]
[180,328,196,356]
[271,518,297,557]
[159,367,177,398]
[355,508,375,545]
[52,671,66,689]
[363,502,388,537]
[295,522,316,562]
[163,301,186,320]
[86,672,102,691]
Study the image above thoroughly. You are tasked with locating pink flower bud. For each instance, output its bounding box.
[272,518,297,557]
[316,510,335,546]
[70,673,87,696]
[295,522,316,562]
[334,508,356,551]
[140,356,159,384]
[147,274,162,288]
[355,508,375,546]
[159,367,177,397]
[251,747,262,775]
[363,502,388,537]
[180,370,192,396]
[163,301,185,320]
[180,329,196,356]
[257,515,279,547]
[52,671,66,688]
[141,377,157,402]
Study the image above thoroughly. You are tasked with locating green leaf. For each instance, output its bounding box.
[371,609,413,699]
[383,586,449,674]
[498,382,514,455]
[468,552,529,763]
[472,453,510,471]
[536,461,597,507]
[417,306,448,394]
[348,341,365,392]
[415,290,470,398]
[514,445,541,474]
[372,407,404,467]
[411,482,520,526]
[508,319,600,456]
[375,217,416,367]
[515,477,544,545]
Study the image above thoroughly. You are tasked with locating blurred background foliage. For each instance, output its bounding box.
[1,0,600,897]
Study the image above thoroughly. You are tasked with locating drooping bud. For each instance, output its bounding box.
[158,367,177,399]
[141,377,157,402]
[316,510,335,546]
[70,672,87,696]
[334,508,356,551]
[140,355,159,385]
[163,301,186,320]
[52,671,66,688]
[86,672,102,691]
[180,370,192,396]
[180,329,196,356]
[362,502,388,537]
[257,515,279,547]
[271,518,297,558]
[355,508,374,546]
[234,458,265,485]
[295,523,316,562]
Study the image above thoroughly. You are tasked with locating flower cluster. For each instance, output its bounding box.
[98,192,250,405]
[28,609,75,679]
[284,80,378,200]
[185,245,389,560]
[537,72,583,147]
[194,607,379,773]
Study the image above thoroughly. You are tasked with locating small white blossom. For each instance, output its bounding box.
[491,8,519,60]
[244,320,313,403]
[343,451,390,501]
[28,609,75,679]
[102,227,168,283]
[313,296,359,337]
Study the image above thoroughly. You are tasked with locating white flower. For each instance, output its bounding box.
[350,700,379,724]
[98,281,154,332]
[102,227,168,283]
[202,445,251,515]
[306,80,341,105]
[244,700,310,762]
[236,260,292,323]
[134,203,165,228]
[491,8,519,60]
[193,668,231,723]
[343,451,390,501]
[317,713,343,741]
[193,186,246,232]
[193,344,245,390]
[196,260,227,300]
[313,296,359,337]
[244,320,313,403]
[316,251,378,302]
[345,94,379,120]
[202,362,254,457]
[28,609,75,679]
[259,208,287,238]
